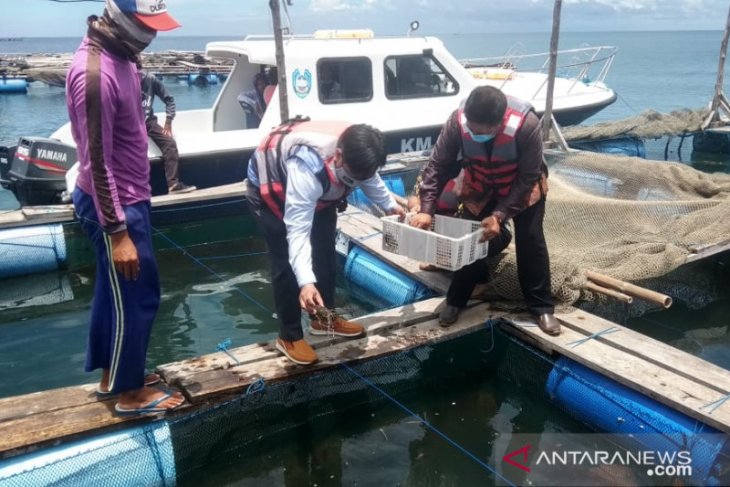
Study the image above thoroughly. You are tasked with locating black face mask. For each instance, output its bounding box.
[87,7,156,61]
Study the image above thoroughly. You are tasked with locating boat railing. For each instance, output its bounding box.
[461,45,617,99]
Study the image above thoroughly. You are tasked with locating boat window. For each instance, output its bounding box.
[384,54,458,99]
[317,58,373,104]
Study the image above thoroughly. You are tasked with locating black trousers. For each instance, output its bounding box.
[146,117,180,188]
[446,198,554,315]
[250,200,337,341]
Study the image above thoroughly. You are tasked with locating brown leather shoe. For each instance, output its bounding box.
[309,316,364,337]
[276,338,318,365]
[537,314,561,336]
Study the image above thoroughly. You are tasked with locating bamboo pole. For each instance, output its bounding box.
[585,281,633,305]
[585,270,672,309]
[269,0,289,122]
[542,0,562,143]
[707,3,730,127]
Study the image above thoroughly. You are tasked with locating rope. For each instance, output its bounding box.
[152,227,272,314]
[197,251,268,261]
[151,198,245,214]
[144,426,169,487]
[246,377,266,396]
[483,317,499,354]
[216,338,240,366]
[700,394,730,414]
[566,326,620,348]
[340,362,515,486]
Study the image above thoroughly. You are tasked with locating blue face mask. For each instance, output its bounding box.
[465,125,495,143]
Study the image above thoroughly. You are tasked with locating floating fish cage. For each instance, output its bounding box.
[186,73,220,86]
[0,78,28,94]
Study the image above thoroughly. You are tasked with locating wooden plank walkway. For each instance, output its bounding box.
[0,297,503,459]
[0,182,247,230]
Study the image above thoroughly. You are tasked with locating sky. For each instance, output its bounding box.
[1,0,729,38]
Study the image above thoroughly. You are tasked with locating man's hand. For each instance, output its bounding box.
[479,215,501,243]
[110,230,140,281]
[386,205,406,221]
[162,121,173,138]
[409,212,432,230]
[299,283,324,314]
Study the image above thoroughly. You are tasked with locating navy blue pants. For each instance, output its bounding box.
[249,196,337,342]
[73,188,161,393]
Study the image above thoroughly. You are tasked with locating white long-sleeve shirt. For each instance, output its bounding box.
[284,145,398,286]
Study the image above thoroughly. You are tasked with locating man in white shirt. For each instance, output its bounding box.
[247,120,405,365]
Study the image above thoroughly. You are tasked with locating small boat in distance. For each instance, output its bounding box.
[3,29,617,208]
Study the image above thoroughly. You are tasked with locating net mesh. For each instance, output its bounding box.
[562,109,710,141]
[459,149,730,308]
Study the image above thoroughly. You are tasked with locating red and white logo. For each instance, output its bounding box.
[503,444,532,473]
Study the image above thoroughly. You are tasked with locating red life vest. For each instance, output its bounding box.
[251,118,351,219]
[456,96,533,201]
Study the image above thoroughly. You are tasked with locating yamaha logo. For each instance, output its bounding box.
[36,148,68,164]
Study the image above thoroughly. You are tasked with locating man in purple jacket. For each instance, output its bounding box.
[67,0,184,415]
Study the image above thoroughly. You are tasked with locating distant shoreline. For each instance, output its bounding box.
[5,29,724,40]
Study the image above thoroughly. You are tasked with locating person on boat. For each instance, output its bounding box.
[237,72,269,128]
[66,0,185,415]
[246,118,406,365]
[410,86,560,336]
[140,70,196,194]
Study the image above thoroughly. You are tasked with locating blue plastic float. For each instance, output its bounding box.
[0,224,66,278]
[0,422,175,486]
[0,78,28,94]
[546,357,727,484]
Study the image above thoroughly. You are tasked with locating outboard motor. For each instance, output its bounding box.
[1,137,77,206]
[0,144,15,186]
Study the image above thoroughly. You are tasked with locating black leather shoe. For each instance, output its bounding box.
[439,305,461,327]
[537,313,561,336]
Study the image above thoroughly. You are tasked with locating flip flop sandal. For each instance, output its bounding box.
[114,392,184,416]
[96,372,162,397]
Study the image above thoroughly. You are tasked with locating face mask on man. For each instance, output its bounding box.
[465,125,495,144]
[335,166,361,188]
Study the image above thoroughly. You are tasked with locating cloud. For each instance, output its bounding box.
[309,0,383,11]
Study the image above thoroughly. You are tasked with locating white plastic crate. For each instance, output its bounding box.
[381,214,489,271]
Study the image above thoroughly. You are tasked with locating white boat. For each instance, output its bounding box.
[3,30,616,208]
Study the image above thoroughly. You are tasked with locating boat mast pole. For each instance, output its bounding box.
[542,0,565,149]
[269,0,290,122]
[704,3,730,129]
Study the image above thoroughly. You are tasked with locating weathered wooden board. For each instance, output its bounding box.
[501,316,730,435]
[176,302,500,402]
[157,297,445,385]
[557,307,730,395]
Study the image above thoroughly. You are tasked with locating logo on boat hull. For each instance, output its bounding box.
[292,68,312,99]
[400,136,432,152]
